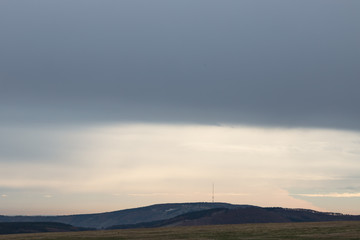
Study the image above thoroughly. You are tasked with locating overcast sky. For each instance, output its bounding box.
[1,0,360,215]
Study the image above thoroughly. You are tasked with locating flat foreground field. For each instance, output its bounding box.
[1,221,360,240]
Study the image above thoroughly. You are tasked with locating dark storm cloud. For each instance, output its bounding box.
[1,0,359,129]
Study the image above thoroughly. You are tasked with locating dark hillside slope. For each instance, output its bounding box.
[108,208,228,229]
[0,222,91,234]
[109,206,360,229]
[191,207,360,226]
[266,207,360,222]
[0,202,246,229]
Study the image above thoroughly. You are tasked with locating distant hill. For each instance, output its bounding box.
[2,203,360,230]
[0,202,246,229]
[0,222,92,234]
[108,206,360,229]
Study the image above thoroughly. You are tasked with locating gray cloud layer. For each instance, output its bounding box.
[1,0,359,129]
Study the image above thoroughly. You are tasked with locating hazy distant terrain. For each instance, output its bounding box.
[0,203,245,229]
[0,222,91,235]
[1,221,360,240]
[2,202,360,232]
[108,206,360,229]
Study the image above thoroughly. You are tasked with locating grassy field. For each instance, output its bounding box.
[1,221,360,240]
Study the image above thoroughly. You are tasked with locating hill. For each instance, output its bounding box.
[0,202,245,229]
[0,222,92,234]
[1,221,360,240]
[2,203,360,230]
[108,206,360,229]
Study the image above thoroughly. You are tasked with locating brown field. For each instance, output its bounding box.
[1,221,360,240]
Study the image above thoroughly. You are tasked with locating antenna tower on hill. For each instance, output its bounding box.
[212,183,214,203]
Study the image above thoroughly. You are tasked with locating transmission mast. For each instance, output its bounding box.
[212,183,214,203]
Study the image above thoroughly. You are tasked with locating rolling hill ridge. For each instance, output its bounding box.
[0,202,245,229]
[1,202,360,230]
[0,222,93,234]
[108,206,360,229]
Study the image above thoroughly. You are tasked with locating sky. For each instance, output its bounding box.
[0,0,360,215]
